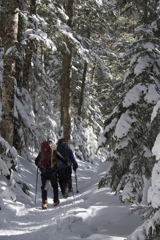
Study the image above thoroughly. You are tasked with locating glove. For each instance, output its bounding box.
[35,159,39,166]
[73,163,78,171]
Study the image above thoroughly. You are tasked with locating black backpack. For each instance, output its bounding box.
[56,143,70,168]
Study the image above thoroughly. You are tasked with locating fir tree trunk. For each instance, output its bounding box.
[23,46,31,91]
[154,18,160,38]
[78,28,90,117]
[143,0,148,23]
[13,1,24,154]
[62,54,72,140]
[15,2,24,92]
[78,61,88,116]
[23,0,37,92]
[30,0,37,14]
[61,0,74,140]
[0,0,6,45]
[1,0,19,146]
[61,65,65,126]
[91,61,96,84]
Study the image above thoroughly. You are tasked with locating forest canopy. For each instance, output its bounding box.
[1,0,160,239]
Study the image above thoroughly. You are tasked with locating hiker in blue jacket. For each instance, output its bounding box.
[56,138,78,198]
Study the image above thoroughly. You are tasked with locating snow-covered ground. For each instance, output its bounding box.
[0,155,144,240]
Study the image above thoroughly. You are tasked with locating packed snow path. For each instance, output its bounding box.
[0,156,144,240]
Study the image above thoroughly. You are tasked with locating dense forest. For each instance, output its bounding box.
[1,0,160,239]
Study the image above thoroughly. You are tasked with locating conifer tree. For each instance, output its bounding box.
[99,0,160,203]
[0,0,6,46]
[1,0,20,147]
[61,0,74,141]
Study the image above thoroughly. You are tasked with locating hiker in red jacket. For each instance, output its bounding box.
[35,140,67,209]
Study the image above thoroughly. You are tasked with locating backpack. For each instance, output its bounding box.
[56,142,70,168]
[38,141,56,169]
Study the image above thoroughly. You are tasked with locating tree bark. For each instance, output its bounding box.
[154,18,160,38]
[1,0,19,146]
[91,61,96,84]
[78,61,87,116]
[78,28,90,117]
[30,0,37,15]
[61,0,74,140]
[23,47,31,92]
[23,0,37,92]
[0,0,6,45]
[13,1,25,154]
[15,1,24,92]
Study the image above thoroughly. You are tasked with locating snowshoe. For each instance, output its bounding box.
[42,201,47,209]
[63,193,68,198]
[53,200,60,206]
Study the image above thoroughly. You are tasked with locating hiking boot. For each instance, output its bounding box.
[63,193,68,198]
[53,199,60,206]
[42,201,47,209]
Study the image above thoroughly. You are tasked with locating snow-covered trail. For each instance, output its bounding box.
[0,157,144,240]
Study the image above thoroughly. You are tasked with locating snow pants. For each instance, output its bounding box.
[41,170,58,202]
[58,168,68,195]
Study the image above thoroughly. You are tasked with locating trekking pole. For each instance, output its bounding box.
[35,167,38,204]
[74,170,79,193]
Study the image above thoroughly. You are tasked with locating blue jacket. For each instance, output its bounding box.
[69,149,77,166]
[56,142,77,169]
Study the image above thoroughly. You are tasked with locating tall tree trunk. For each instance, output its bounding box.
[91,61,96,84]
[1,0,19,146]
[78,28,90,117]
[30,0,37,14]
[0,0,6,45]
[13,1,25,154]
[15,1,24,92]
[78,61,87,116]
[154,18,160,38]
[143,0,148,23]
[23,46,32,91]
[23,0,37,92]
[61,0,74,140]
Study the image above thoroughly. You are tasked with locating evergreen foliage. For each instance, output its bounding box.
[99,20,160,202]
[0,0,109,198]
[2,2,160,238]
